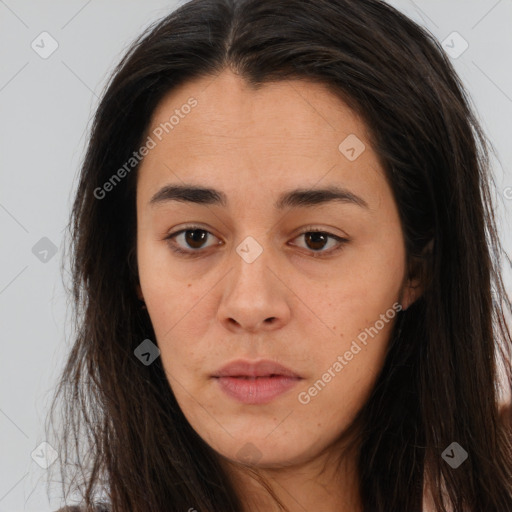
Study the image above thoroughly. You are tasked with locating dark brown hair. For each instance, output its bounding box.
[46,0,512,510]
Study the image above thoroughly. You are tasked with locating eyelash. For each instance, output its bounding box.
[163,225,349,259]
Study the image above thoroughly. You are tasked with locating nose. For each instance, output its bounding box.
[217,243,292,333]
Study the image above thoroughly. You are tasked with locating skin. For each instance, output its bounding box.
[135,69,422,512]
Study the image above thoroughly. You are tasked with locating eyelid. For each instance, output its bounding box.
[164,224,349,258]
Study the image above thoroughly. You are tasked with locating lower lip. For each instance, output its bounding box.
[214,376,301,404]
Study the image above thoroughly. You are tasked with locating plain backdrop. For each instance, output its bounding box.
[1,1,511,510]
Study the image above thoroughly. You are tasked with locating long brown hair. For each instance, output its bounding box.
[46,0,512,510]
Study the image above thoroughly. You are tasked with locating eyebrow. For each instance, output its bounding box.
[149,184,369,210]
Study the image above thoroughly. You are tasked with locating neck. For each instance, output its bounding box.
[221,437,362,512]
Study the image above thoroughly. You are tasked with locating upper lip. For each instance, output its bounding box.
[212,359,302,378]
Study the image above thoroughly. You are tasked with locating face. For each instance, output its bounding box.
[135,69,420,469]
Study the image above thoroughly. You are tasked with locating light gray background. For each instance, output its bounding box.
[1,1,511,510]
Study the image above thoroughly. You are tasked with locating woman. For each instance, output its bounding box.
[48,0,512,510]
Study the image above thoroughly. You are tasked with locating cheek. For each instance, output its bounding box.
[297,246,403,415]
[137,257,224,392]
[290,313,397,463]
[143,281,209,372]
[318,246,404,340]
[137,238,201,326]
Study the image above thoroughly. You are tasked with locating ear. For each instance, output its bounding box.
[400,274,422,311]
[136,283,144,301]
[400,238,433,311]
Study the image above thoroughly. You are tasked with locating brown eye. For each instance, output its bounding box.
[291,230,348,256]
[183,229,209,249]
[165,226,347,258]
[304,232,329,251]
[165,226,221,256]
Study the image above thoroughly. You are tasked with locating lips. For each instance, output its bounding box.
[212,359,301,379]
[211,359,303,404]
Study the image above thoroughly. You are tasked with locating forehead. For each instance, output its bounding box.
[147,70,369,144]
[136,70,386,209]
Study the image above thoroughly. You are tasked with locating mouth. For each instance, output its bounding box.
[212,359,302,379]
[224,375,285,379]
[214,375,301,404]
[212,359,303,404]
